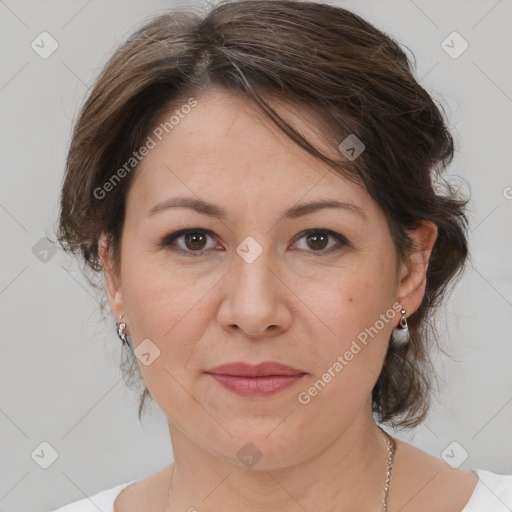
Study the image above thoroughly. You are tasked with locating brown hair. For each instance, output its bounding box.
[55,0,470,429]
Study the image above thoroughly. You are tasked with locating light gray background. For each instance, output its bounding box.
[0,0,511,511]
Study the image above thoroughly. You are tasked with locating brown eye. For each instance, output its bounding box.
[292,229,349,255]
[162,228,349,258]
[305,232,329,251]
[161,229,217,257]
[183,231,208,251]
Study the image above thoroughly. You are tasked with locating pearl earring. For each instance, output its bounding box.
[391,308,410,345]
[116,314,132,349]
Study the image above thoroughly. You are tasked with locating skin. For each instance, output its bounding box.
[99,87,478,511]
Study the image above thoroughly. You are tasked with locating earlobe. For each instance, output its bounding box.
[396,221,438,313]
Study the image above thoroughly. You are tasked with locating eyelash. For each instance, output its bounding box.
[160,228,350,257]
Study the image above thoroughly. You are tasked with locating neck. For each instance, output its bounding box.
[165,405,391,512]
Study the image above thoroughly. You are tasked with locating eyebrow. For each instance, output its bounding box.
[147,196,367,221]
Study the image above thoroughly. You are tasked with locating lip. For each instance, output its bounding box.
[204,361,307,398]
[205,361,306,377]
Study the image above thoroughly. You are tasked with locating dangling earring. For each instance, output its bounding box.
[392,308,410,345]
[116,314,132,349]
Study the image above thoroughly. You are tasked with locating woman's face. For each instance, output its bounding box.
[102,87,435,469]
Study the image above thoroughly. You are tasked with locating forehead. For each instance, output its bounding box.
[128,87,374,217]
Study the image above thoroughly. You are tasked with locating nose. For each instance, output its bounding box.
[217,251,293,338]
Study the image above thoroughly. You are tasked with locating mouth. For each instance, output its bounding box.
[204,361,307,398]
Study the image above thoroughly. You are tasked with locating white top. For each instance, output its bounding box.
[50,468,512,512]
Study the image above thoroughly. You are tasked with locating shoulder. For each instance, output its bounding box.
[113,464,173,512]
[389,438,480,511]
[461,468,512,511]
[391,438,512,511]
[50,480,137,512]
[52,464,173,512]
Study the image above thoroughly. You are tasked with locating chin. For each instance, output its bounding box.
[206,421,314,471]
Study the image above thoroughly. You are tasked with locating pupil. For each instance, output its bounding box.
[185,232,206,250]
[307,233,328,250]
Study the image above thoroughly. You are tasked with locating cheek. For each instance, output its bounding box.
[295,284,394,431]
[316,268,395,347]
[305,264,396,395]
[122,247,203,334]
[120,254,217,382]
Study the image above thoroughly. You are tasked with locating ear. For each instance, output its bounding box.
[98,233,126,323]
[395,220,438,316]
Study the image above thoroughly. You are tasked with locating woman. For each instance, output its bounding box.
[51,0,512,510]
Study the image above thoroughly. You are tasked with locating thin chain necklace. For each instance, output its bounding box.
[166,426,396,512]
[379,425,396,511]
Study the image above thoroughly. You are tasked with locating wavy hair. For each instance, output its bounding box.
[55,0,470,429]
